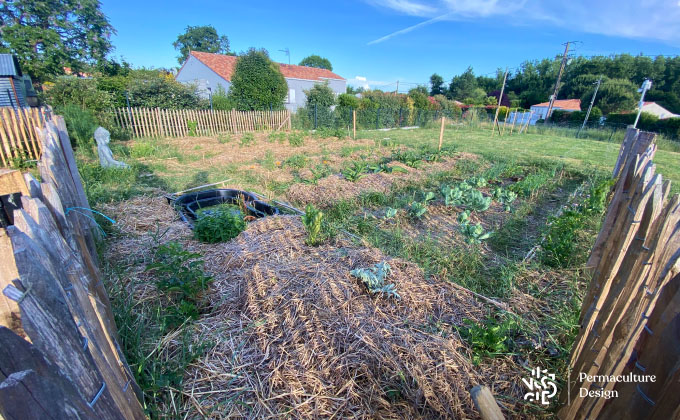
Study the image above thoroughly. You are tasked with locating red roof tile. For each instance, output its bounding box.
[188,51,344,82]
[531,99,581,111]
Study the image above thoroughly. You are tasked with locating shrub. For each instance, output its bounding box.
[193,204,247,243]
[227,48,287,110]
[338,93,360,109]
[44,76,115,114]
[127,73,203,109]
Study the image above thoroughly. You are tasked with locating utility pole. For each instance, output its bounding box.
[545,41,574,120]
[491,68,508,136]
[633,79,652,128]
[577,76,601,138]
[395,80,399,94]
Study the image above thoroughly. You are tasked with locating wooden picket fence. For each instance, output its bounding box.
[0,116,145,419]
[112,107,291,139]
[0,107,49,166]
[559,127,680,419]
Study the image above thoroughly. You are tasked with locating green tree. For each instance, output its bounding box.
[227,48,287,110]
[584,78,637,114]
[429,73,445,96]
[0,0,115,83]
[448,67,480,100]
[305,82,335,108]
[299,55,333,71]
[173,25,230,64]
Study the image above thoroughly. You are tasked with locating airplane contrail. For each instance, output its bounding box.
[367,12,453,45]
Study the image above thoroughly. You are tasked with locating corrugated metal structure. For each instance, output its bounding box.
[0,54,33,108]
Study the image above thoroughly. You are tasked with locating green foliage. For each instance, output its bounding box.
[211,85,235,110]
[58,104,97,151]
[539,178,611,267]
[407,193,435,219]
[305,82,336,108]
[467,176,488,188]
[146,241,213,326]
[429,73,445,96]
[350,262,400,299]
[285,154,308,169]
[510,172,552,198]
[267,131,286,143]
[228,48,287,110]
[457,209,471,224]
[187,120,198,136]
[441,182,491,212]
[127,73,202,109]
[384,207,398,219]
[0,0,114,83]
[288,131,304,146]
[302,204,324,246]
[217,133,232,144]
[193,204,247,243]
[492,187,518,211]
[239,132,255,146]
[173,25,230,64]
[458,316,519,364]
[338,93,361,108]
[448,66,480,101]
[342,161,369,182]
[459,221,492,244]
[299,54,333,70]
[46,77,115,114]
[465,190,492,212]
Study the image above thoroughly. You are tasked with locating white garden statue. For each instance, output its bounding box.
[95,127,129,169]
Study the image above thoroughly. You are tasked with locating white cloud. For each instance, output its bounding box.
[347,76,390,90]
[366,0,680,45]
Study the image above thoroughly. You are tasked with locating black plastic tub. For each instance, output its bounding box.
[168,189,280,228]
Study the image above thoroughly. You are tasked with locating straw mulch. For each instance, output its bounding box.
[102,195,526,419]
[286,153,480,207]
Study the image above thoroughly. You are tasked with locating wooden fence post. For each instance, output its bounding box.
[353,110,357,139]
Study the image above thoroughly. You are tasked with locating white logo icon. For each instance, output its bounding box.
[522,367,557,405]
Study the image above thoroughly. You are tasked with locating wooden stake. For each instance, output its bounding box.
[353,110,357,139]
[438,116,445,151]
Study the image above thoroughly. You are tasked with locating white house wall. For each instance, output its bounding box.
[284,78,346,111]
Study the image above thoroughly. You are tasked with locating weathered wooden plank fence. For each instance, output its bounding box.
[559,127,680,419]
[112,107,291,139]
[0,116,145,419]
[0,107,48,166]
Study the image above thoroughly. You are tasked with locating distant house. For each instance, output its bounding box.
[176,51,346,111]
[0,54,38,108]
[530,99,581,120]
[640,102,679,119]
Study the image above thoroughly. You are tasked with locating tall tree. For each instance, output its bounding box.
[0,0,115,83]
[299,55,333,71]
[448,66,479,100]
[173,25,230,64]
[429,73,445,96]
[227,48,287,110]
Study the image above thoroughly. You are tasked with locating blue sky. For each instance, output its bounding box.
[101,0,680,91]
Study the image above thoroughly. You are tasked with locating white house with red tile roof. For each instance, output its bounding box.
[530,99,581,120]
[176,51,346,111]
[640,101,679,119]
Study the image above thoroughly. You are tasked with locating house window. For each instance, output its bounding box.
[287,89,295,104]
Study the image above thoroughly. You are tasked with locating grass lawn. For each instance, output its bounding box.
[360,125,680,194]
